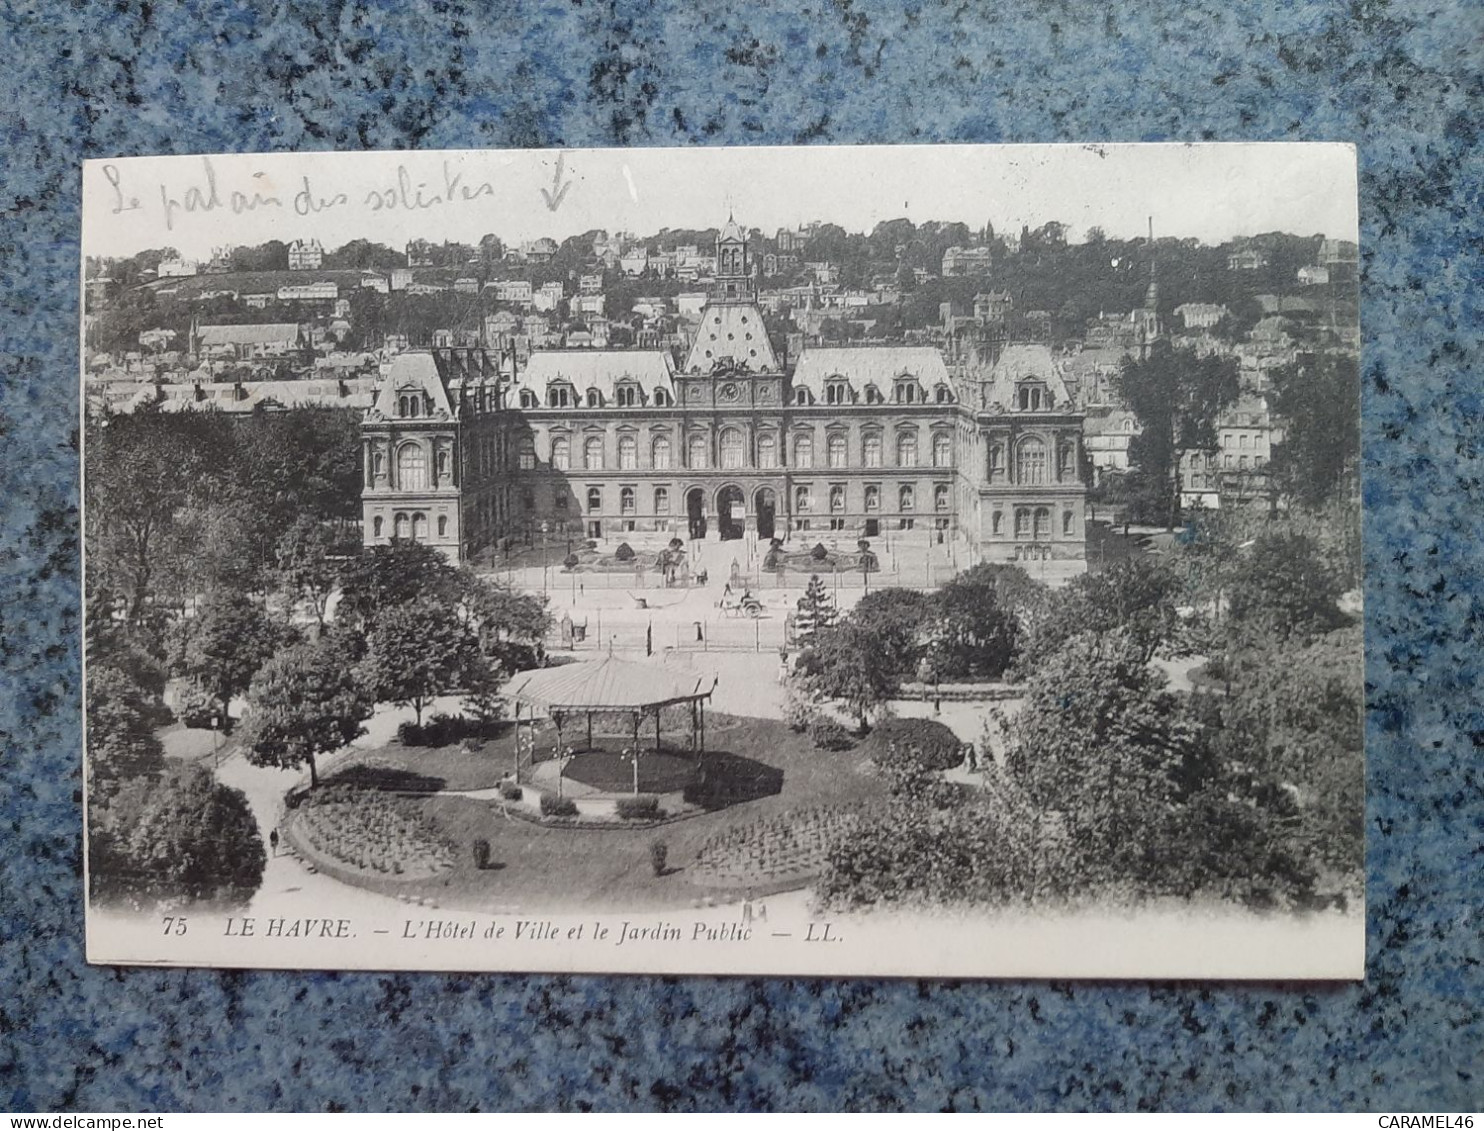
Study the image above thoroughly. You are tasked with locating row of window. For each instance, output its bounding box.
[520,483,956,516]
[517,431,957,472]
[371,443,452,489]
[807,380,952,406]
[514,380,954,410]
[370,511,449,540]
[520,385,667,409]
[989,508,1076,539]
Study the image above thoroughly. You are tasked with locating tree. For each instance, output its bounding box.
[930,566,1020,679]
[797,620,899,731]
[1116,343,1241,528]
[792,575,838,644]
[1014,557,1180,675]
[322,238,404,271]
[454,570,552,673]
[360,599,476,725]
[1227,532,1342,642]
[239,638,374,787]
[275,516,341,629]
[227,240,289,273]
[122,763,266,905]
[845,588,933,682]
[184,590,285,719]
[1267,353,1360,508]
[337,541,461,635]
[86,664,167,788]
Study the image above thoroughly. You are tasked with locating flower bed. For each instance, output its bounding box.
[689,804,871,887]
[290,787,455,879]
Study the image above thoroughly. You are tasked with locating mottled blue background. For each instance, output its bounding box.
[2,0,1480,1112]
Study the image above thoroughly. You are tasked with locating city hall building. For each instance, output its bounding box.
[362,220,1088,570]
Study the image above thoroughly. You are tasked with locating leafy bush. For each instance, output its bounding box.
[808,716,855,751]
[498,780,523,802]
[865,717,963,771]
[781,685,819,733]
[178,684,218,729]
[562,553,580,570]
[472,837,491,869]
[616,794,661,820]
[397,713,475,747]
[540,794,578,818]
[649,840,668,876]
[614,542,636,562]
[810,542,830,561]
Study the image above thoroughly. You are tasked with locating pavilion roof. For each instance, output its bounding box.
[504,657,715,712]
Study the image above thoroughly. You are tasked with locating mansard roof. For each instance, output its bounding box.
[683,302,778,373]
[371,351,456,418]
[790,346,951,399]
[976,343,1075,412]
[517,349,676,401]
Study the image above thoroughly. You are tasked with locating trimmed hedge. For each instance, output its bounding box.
[808,716,856,752]
[616,794,661,820]
[540,794,579,818]
[864,717,963,771]
[498,781,523,802]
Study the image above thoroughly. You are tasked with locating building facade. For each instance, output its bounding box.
[362,222,1089,569]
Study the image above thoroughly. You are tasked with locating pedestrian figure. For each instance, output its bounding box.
[965,743,978,772]
[269,828,279,857]
[755,898,768,923]
[741,890,755,926]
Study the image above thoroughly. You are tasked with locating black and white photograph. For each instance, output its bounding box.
[81,144,1363,978]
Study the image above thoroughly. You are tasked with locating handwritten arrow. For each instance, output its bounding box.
[541,152,572,212]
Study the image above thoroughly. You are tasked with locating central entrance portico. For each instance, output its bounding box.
[716,484,746,541]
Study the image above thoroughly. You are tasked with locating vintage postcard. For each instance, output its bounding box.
[81,143,1364,978]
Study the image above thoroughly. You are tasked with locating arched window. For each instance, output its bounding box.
[1016,437,1047,485]
[864,485,880,512]
[394,512,410,539]
[519,389,537,409]
[989,444,1005,482]
[864,384,884,405]
[373,516,384,538]
[585,388,603,408]
[652,435,672,469]
[863,433,882,468]
[1062,511,1074,535]
[654,486,669,514]
[653,387,673,407]
[720,428,744,469]
[1014,508,1029,538]
[412,512,428,541]
[548,385,572,408]
[1017,383,1045,411]
[794,388,814,406]
[620,486,636,514]
[894,380,918,404]
[794,434,814,469]
[584,436,603,470]
[397,443,427,490]
[933,433,953,468]
[827,433,848,468]
[688,433,708,469]
[615,384,639,407]
[618,434,637,469]
[896,433,918,467]
[826,381,850,405]
[517,440,536,471]
[830,485,845,513]
[992,511,1004,536]
[899,485,915,512]
[757,434,777,468]
[934,383,953,404]
[1033,507,1050,539]
[587,487,602,513]
[435,448,450,484]
[551,436,570,470]
[794,486,811,513]
[397,392,421,418]
[935,485,950,511]
[437,515,448,537]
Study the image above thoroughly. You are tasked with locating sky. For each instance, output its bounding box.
[81,143,1359,262]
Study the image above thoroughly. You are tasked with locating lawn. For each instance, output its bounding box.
[318,714,893,912]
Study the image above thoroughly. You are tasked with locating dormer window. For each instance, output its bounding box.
[1017,382,1049,411]
[519,389,537,409]
[615,383,639,407]
[864,384,884,405]
[825,379,851,406]
[396,390,424,418]
[934,383,953,404]
[794,388,815,406]
[893,380,920,404]
[585,388,603,408]
[548,384,573,409]
[653,388,673,408]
